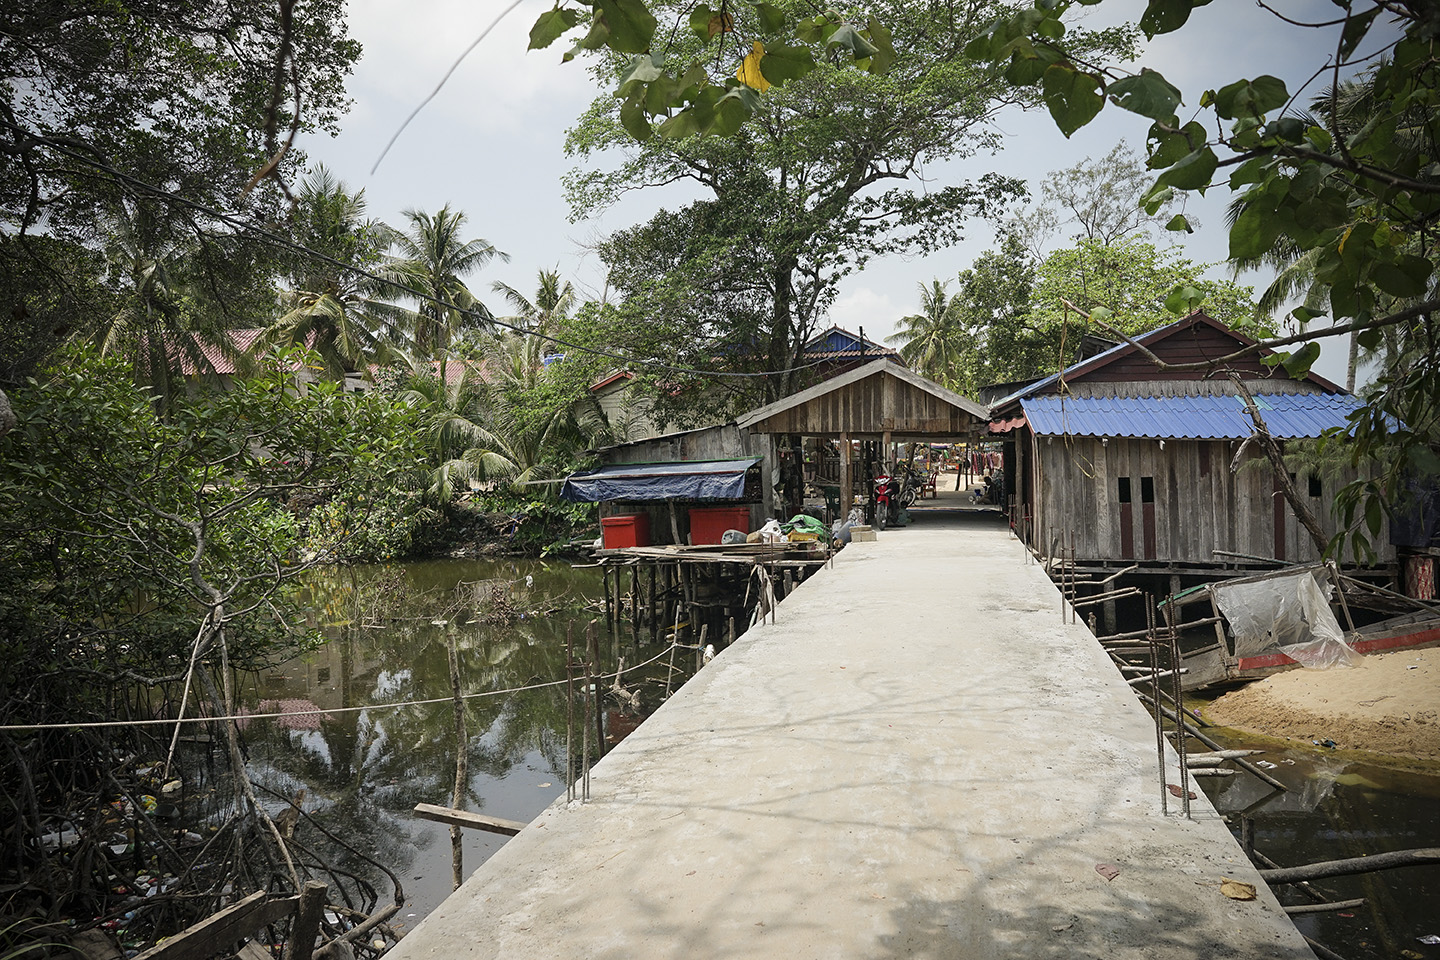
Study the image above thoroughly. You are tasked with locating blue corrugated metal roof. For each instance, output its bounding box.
[1020,393,1364,439]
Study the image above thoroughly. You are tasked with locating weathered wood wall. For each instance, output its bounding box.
[747,374,974,437]
[1033,437,1390,567]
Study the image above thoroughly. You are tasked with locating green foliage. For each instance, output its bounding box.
[305,488,440,562]
[968,0,1440,560]
[893,234,1256,395]
[458,490,599,555]
[2,0,361,377]
[263,167,409,380]
[560,1,1133,403]
[0,349,428,691]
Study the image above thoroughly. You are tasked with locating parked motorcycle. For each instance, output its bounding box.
[873,473,900,530]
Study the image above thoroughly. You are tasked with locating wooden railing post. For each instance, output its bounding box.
[283,881,328,960]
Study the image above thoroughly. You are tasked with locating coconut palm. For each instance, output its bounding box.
[491,268,576,336]
[402,332,610,503]
[260,167,406,380]
[387,205,507,379]
[94,197,247,409]
[887,279,963,387]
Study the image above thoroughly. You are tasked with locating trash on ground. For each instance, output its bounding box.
[1094,863,1120,881]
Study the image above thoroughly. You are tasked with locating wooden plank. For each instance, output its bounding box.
[413,803,527,837]
[131,891,298,960]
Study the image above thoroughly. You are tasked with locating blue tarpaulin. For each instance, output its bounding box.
[560,459,760,503]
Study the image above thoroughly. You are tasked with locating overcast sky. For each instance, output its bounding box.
[299,1,1383,385]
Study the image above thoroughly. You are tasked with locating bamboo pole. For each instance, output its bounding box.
[446,629,468,890]
[566,623,575,802]
[1259,847,1440,884]
[1148,595,1167,816]
[588,620,604,762]
[1284,899,1366,915]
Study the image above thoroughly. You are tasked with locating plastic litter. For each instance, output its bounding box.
[1420,935,1440,945]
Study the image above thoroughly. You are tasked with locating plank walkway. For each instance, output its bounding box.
[389,512,1311,959]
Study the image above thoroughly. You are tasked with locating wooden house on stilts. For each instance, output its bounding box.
[987,312,1387,580]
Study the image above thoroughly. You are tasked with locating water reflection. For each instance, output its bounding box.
[235,558,670,920]
[1199,737,1440,958]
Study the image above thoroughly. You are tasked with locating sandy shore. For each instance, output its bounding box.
[1204,647,1440,761]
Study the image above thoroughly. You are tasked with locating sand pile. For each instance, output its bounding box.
[1205,647,1440,761]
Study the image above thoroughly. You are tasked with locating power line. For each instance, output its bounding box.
[0,640,683,733]
[8,124,844,381]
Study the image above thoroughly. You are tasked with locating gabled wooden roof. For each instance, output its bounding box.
[737,358,986,437]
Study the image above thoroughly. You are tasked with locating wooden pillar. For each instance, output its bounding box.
[882,429,893,472]
[839,432,852,520]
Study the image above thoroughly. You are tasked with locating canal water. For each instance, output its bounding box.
[1196,727,1440,960]
[234,558,1437,956]
[233,558,687,932]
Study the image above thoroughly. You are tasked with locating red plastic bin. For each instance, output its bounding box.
[689,506,751,545]
[601,514,651,549]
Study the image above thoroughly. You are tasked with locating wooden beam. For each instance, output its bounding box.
[839,432,852,519]
[131,891,298,960]
[413,802,527,837]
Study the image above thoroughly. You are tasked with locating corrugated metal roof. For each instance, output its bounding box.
[1020,393,1364,439]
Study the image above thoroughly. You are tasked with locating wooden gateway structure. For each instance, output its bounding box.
[736,358,988,516]
[988,311,1391,576]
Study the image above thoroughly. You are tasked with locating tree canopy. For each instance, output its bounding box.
[560,0,1134,407]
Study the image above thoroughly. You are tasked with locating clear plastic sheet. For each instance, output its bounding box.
[1213,570,1358,669]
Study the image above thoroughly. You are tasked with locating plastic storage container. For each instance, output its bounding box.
[689,506,751,545]
[600,513,651,549]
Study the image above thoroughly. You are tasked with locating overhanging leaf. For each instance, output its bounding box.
[1108,68,1182,121]
[593,0,656,54]
[1042,63,1104,137]
[829,23,879,59]
[1165,213,1192,233]
[753,2,786,33]
[1213,75,1289,119]
[736,41,771,92]
[529,7,580,50]
[1164,283,1203,314]
[1156,146,1218,191]
[758,43,815,85]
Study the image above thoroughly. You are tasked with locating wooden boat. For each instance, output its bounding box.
[1159,564,1440,691]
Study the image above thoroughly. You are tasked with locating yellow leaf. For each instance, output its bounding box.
[1219,877,1256,901]
[737,41,771,92]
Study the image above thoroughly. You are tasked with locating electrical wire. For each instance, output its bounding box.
[0,640,684,733]
[5,123,844,381]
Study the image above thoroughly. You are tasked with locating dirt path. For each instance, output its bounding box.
[1204,647,1440,761]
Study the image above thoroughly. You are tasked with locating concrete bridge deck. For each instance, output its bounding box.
[390,513,1311,959]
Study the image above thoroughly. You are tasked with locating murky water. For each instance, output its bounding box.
[1197,730,1440,959]
[233,558,683,930]
[233,558,1437,954]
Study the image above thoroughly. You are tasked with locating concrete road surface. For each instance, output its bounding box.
[388,512,1311,959]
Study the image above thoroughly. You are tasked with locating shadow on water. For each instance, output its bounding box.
[230,557,682,923]
[1200,734,1440,959]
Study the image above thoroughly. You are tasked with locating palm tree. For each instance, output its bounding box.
[491,268,576,336]
[887,279,963,387]
[260,167,406,380]
[387,205,507,379]
[401,332,610,504]
[94,197,245,409]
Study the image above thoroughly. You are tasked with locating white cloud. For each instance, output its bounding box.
[828,287,903,343]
